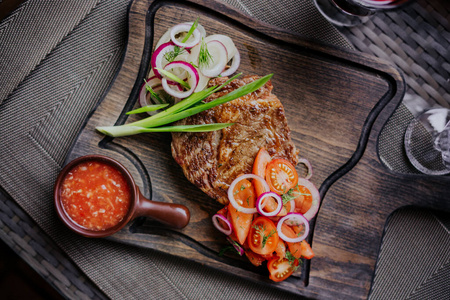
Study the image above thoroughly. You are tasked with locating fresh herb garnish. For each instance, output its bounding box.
[281,185,311,205]
[144,80,165,104]
[219,246,235,256]
[199,38,213,69]
[126,104,169,115]
[96,73,273,136]
[164,46,186,63]
[155,68,190,89]
[285,250,301,271]
[233,184,246,196]
[252,224,276,249]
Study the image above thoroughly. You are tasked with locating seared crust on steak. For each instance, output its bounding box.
[171,75,299,204]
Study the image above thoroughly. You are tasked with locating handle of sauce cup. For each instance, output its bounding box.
[134,189,190,229]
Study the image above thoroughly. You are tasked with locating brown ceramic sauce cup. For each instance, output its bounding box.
[54,155,190,238]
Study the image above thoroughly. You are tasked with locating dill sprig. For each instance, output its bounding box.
[285,251,301,271]
[281,185,311,205]
[199,38,213,69]
[252,224,276,249]
[164,46,186,63]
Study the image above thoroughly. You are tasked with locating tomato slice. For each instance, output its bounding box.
[300,240,315,259]
[228,178,256,245]
[265,159,298,195]
[280,223,302,259]
[294,184,313,214]
[252,147,272,197]
[281,224,315,259]
[275,238,287,259]
[248,216,279,255]
[244,249,266,267]
[267,256,298,282]
[216,206,228,217]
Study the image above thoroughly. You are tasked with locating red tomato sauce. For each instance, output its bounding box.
[60,161,131,231]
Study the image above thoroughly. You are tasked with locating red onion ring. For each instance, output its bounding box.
[162,61,199,98]
[256,192,283,217]
[212,214,233,235]
[297,178,321,221]
[227,174,269,214]
[298,158,313,180]
[151,42,176,79]
[220,49,240,77]
[170,24,202,49]
[226,237,244,256]
[199,40,228,78]
[277,213,309,243]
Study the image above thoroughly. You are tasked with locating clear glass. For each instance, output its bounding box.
[313,0,414,27]
[404,108,450,175]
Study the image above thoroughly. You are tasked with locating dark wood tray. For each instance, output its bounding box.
[64,0,449,298]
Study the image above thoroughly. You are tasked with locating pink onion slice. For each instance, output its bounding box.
[226,237,244,256]
[256,192,283,217]
[212,214,233,235]
[220,49,240,77]
[151,42,176,79]
[161,61,199,98]
[227,174,269,214]
[298,158,313,180]
[277,213,309,243]
[199,40,228,78]
[297,178,321,221]
[170,24,202,49]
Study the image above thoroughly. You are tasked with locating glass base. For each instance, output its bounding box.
[313,0,371,27]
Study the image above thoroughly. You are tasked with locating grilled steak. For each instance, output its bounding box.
[171,75,299,204]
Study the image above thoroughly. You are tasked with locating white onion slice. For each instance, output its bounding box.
[162,61,199,98]
[227,174,269,214]
[205,34,237,60]
[151,42,176,78]
[170,24,202,48]
[220,49,240,77]
[256,192,283,217]
[298,158,313,180]
[155,22,207,51]
[212,214,233,235]
[297,178,321,221]
[194,72,210,92]
[199,40,228,78]
[277,213,309,243]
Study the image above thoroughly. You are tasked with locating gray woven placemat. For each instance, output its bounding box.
[339,0,450,175]
[0,0,350,299]
[369,207,450,300]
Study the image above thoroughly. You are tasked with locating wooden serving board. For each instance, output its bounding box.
[65,0,450,298]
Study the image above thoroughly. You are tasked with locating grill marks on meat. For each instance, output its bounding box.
[171,75,299,204]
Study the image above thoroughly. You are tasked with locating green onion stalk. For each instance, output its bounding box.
[96,73,273,137]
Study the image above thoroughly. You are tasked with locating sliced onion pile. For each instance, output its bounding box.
[277,213,310,243]
[142,21,241,109]
[227,174,269,214]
